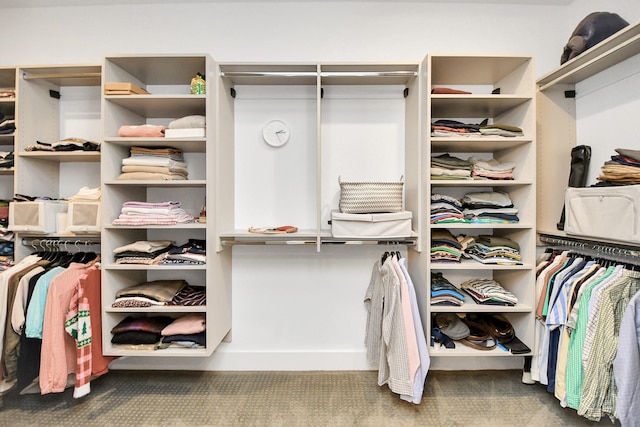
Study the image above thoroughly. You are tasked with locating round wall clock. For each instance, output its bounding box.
[262,119,290,147]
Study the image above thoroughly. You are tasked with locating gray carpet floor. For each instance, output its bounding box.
[0,370,617,426]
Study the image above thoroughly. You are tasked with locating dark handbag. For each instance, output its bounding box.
[561,12,629,64]
[557,145,592,230]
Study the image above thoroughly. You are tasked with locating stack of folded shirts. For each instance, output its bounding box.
[597,148,640,185]
[112,200,195,226]
[0,152,13,169]
[113,240,175,265]
[118,146,188,181]
[431,119,482,137]
[479,123,523,137]
[465,235,522,265]
[111,315,174,348]
[431,153,473,180]
[0,115,15,135]
[24,137,100,152]
[469,157,516,180]
[431,229,463,263]
[430,193,464,224]
[168,284,206,306]
[160,313,206,349]
[430,272,465,306]
[460,278,518,306]
[461,191,519,224]
[112,279,188,308]
[157,238,206,265]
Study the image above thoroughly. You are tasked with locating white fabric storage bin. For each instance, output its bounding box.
[67,202,101,233]
[330,210,412,238]
[8,201,68,234]
[564,185,640,243]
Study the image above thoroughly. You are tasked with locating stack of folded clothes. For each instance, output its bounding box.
[0,151,13,169]
[111,315,174,349]
[113,240,175,265]
[117,146,188,180]
[24,137,100,152]
[479,123,523,137]
[596,147,640,185]
[465,235,522,265]
[430,272,465,306]
[112,200,195,226]
[430,119,483,137]
[157,238,206,265]
[430,193,464,224]
[460,278,518,306]
[112,279,189,308]
[431,153,473,180]
[160,313,206,349]
[111,314,207,350]
[431,229,463,263]
[461,191,519,224]
[0,114,15,135]
[112,279,206,308]
[469,157,516,180]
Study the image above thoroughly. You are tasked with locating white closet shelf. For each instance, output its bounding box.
[18,151,100,162]
[104,223,206,230]
[103,137,206,152]
[105,95,206,118]
[219,229,418,246]
[20,65,101,87]
[0,97,15,103]
[431,95,531,118]
[432,261,533,270]
[430,301,533,313]
[102,264,207,271]
[430,180,534,187]
[105,306,207,313]
[537,21,640,90]
[429,345,518,357]
[106,347,210,357]
[0,167,13,175]
[431,223,534,230]
[430,138,531,152]
[103,180,206,187]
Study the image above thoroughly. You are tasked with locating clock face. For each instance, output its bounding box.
[262,120,290,147]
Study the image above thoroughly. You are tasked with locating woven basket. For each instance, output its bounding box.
[338,177,404,214]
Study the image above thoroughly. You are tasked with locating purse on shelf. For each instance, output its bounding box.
[338,176,404,214]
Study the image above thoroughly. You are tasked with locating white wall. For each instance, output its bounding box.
[3,1,640,372]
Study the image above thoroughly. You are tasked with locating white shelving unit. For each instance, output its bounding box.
[536,21,640,245]
[216,62,425,250]
[423,55,537,361]
[13,64,102,260]
[100,54,231,357]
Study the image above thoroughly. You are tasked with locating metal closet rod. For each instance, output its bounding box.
[220,70,417,78]
[22,237,101,246]
[538,233,640,259]
[22,71,101,81]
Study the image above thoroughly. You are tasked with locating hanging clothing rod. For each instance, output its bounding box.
[220,71,417,78]
[538,233,640,262]
[22,237,101,247]
[22,71,101,81]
